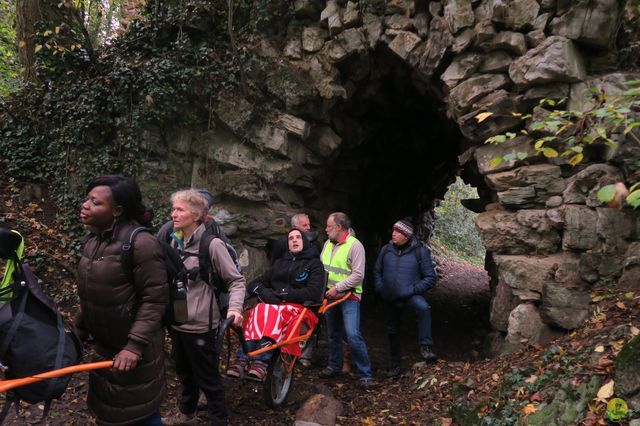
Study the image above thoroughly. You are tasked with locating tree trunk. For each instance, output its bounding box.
[16,0,45,83]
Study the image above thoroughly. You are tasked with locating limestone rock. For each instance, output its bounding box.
[458,90,527,142]
[563,164,623,205]
[342,1,360,28]
[615,335,640,396]
[509,36,586,88]
[320,0,343,36]
[490,280,518,331]
[386,0,415,16]
[494,254,565,295]
[479,31,527,56]
[441,52,481,88]
[478,51,512,73]
[504,0,540,31]
[451,28,474,53]
[443,0,474,34]
[266,66,318,115]
[474,0,508,24]
[363,13,384,48]
[415,16,454,78]
[285,36,303,60]
[562,205,598,250]
[523,83,570,102]
[526,30,546,48]
[413,13,430,37]
[486,164,564,193]
[506,303,544,343]
[540,281,590,329]
[388,31,422,60]
[296,393,343,425]
[303,27,328,53]
[474,136,537,174]
[385,13,413,30]
[546,196,563,208]
[294,0,322,20]
[324,28,367,63]
[449,73,511,114]
[306,125,342,158]
[596,207,637,254]
[474,20,496,46]
[619,242,640,291]
[550,0,623,48]
[475,209,561,254]
[532,12,551,32]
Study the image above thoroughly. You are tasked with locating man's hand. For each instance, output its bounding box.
[227,310,243,327]
[325,287,341,299]
[113,349,140,371]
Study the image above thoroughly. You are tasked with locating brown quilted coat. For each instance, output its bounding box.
[76,220,168,425]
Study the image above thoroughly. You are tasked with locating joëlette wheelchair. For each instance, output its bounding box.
[216,291,350,408]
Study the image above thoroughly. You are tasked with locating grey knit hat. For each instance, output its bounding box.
[393,220,414,238]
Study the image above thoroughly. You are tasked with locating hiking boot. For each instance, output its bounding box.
[386,366,402,378]
[226,358,247,379]
[298,358,312,368]
[161,411,197,425]
[247,360,269,382]
[318,367,340,379]
[420,345,437,362]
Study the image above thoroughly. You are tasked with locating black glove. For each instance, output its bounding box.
[257,287,281,305]
[278,290,289,301]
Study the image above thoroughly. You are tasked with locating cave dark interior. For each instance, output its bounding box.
[316,46,464,259]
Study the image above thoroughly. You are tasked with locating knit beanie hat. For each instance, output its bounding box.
[196,188,215,208]
[393,220,414,238]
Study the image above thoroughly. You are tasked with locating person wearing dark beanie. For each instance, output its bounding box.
[374,218,438,378]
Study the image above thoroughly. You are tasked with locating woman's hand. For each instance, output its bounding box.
[112,349,140,371]
[227,310,243,327]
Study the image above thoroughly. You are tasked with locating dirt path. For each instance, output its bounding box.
[2,260,490,425]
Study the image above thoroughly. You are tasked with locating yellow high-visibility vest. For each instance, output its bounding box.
[321,235,363,294]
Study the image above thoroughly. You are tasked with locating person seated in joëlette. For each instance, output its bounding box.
[226,228,325,381]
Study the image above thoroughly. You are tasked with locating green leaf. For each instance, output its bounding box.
[596,185,617,203]
[624,79,640,86]
[624,122,640,135]
[626,190,640,208]
[516,151,528,160]
[503,153,515,161]
[623,88,640,96]
[542,147,559,158]
[489,157,503,169]
[629,182,640,192]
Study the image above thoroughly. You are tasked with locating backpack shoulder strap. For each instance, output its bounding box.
[198,233,217,286]
[120,226,150,283]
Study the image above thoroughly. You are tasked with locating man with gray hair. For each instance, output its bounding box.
[319,212,373,387]
[270,213,322,264]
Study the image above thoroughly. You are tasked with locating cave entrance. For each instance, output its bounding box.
[313,46,491,364]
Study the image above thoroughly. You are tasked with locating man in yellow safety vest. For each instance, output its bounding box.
[318,212,373,387]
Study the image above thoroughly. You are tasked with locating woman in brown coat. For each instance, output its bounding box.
[76,175,168,425]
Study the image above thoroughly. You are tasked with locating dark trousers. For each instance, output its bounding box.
[170,328,227,426]
[387,295,433,368]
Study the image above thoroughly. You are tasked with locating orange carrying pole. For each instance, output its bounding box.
[0,361,114,393]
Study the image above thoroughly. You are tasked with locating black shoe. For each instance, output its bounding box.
[386,366,402,378]
[318,367,340,379]
[420,345,437,362]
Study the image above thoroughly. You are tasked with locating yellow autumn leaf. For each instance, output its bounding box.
[568,153,583,166]
[630,326,639,336]
[534,139,545,149]
[624,292,634,300]
[43,30,52,37]
[475,112,494,123]
[522,404,537,415]
[34,44,42,53]
[594,345,605,353]
[597,380,615,399]
[361,417,375,425]
[55,26,61,34]
[542,147,559,158]
[615,302,626,309]
[18,39,26,48]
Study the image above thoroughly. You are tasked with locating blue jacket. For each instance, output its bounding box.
[374,239,436,301]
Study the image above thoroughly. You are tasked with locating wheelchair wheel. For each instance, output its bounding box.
[263,349,294,408]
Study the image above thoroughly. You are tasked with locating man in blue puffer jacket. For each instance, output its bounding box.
[374,219,437,378]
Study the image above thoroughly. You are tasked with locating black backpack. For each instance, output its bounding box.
[157,218,242,300]
[0,228,82,424]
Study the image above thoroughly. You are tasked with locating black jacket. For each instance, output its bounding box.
[251,234,325,305]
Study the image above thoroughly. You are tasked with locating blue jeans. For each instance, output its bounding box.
[135,411,162,426]
[236,338,272,362]
[325,299,372,380]
[387,295,432,367]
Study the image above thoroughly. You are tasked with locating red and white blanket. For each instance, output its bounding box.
[243,303,318,356]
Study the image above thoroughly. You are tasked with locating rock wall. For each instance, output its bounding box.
[136,0,638,350]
